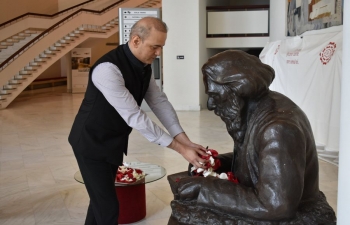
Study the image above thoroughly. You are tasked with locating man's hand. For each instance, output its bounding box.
[167,134,208,169]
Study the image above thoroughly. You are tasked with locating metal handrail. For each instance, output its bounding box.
[0,0,94,29]
[0,0,125,71]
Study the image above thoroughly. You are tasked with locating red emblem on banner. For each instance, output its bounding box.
[274,45,280,55]
[320,42,336,65]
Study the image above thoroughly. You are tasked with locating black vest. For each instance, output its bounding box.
[68,44,152,165]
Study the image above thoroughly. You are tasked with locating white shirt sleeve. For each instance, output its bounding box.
[144,76,184,137]
[91,62,174,147]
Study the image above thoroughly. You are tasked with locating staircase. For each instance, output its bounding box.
[0,29,42,64]
[0,0,161,109]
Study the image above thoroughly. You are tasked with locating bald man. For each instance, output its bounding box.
[68,17,207,225]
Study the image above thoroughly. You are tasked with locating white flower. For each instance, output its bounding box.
[209,156,215,166]
[203,168,217,177]
[218,173,228,179]
[191,166,197,172]
[197,168,204,173]
[118,166,129,173]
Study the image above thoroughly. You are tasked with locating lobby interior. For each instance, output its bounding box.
[0,0,345,224]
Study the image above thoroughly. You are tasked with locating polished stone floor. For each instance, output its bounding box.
[0,86,338,224]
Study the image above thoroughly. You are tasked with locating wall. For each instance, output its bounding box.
[270,0,287,41]
[199,0,229,109]
[163,0,203,110]
[58,0,87,11]
[228,0,269,5]
[77,32,119,64]
[38,60,62,79]
[0,0,58,24]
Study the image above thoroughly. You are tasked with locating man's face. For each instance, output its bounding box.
[206,78,243,134]
[132,29,166,64]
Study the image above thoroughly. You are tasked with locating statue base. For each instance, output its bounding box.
[167,172,336,225]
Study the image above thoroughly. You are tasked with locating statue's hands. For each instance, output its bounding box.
[177,176,205,201]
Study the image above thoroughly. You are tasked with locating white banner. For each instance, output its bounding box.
[260,25,343,152]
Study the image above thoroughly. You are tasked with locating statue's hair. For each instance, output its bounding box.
[129,17,168,41]
[202,50,275,98]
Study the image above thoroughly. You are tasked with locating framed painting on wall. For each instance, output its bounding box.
[287,0,343,36]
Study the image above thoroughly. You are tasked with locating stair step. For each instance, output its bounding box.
[63,36,76,41]
[19,70,32,75]
[1,42,14,46]
[0,46,7,49]
[54,42,68,47]
[24,30,37,34]
[73,30,84,35]
[39,53,51,58]
[68,33,79,37]
[12,36,26,40]
[101,26,111,30]
[18,33,31,37]
[3,85,17,90]
[58,40,71,44]
[44,50,56,55]
[6,39,19,43]
[14,74,31,79]
[0,95,6,100]
[8,80,22,84]
[49,46,62,51]
[34,57,46,62]
[29,61,42,66]
[24,66,37,71]
[0,90,11,94]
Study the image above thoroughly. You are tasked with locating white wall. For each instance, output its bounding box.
[337,1,350,223]
[270,0,287,41]
[162,0,203,111]
[58,0,86,11]
[228,0,269,5]
[162,0,226,111]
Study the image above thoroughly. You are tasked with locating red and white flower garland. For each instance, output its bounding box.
[116,164,145,184]
[191,149,238,183]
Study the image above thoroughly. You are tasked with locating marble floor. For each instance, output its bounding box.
[0,86,338,225]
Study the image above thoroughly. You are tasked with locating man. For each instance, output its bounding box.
[168,50,336,224]
[68,17,207,225]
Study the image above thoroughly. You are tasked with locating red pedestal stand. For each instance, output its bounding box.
[116,183,146,224]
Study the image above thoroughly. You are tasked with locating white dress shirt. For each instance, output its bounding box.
[92,62,184,147]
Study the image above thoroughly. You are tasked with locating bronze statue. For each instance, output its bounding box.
[167,50,336,224]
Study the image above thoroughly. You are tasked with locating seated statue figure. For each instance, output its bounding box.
[167,50,336,225]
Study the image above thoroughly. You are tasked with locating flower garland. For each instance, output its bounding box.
[190,149,238,183]
[116,165,145,184]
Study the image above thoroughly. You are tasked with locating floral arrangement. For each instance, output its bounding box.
[190,149,238,183]
[116,164,146,184]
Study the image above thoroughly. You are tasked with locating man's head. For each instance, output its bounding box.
[202,50,275,141]
[128,17,168,64]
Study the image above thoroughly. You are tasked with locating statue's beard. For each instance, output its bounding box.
[215,97,245,143]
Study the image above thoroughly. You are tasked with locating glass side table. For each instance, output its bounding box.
[74,162,167,224]
[74,162,166,185]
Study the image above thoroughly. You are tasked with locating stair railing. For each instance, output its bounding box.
[0,0,126,72]
[0,0,94,30]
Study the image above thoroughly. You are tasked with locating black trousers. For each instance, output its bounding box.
[74,152,121,225]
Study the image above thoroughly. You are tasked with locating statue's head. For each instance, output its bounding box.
[202,50,275,141]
